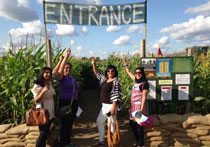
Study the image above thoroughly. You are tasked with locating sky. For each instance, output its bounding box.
[0,0,210,59]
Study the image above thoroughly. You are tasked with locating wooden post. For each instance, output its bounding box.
[186,48,192,113]
[47,39,52,68]
[141,39,146,58]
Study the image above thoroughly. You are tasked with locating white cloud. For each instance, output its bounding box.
[113,35,131,45]
[147,36,171,51]
[82,27,88,35]
[82,0,102,5]
[0,0,38,22]
[127,25,144,33]
[9,20,43,38]
[56,25,77,36]
[70,40,75,45]
[185,1,210,16]
[160,15,210,43]
[77,46,83,51]
[106,26,121,32]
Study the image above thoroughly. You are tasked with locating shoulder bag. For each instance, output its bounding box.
[25,102,50,126]
[107,120,120,147]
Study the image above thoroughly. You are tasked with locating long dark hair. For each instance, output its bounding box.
[104,65,118,78]
[35,67,52,87]
[134,67,147,83]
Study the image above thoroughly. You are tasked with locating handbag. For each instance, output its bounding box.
[25,102,50,126]
[139,116,154,127]
[107,120,120,147]
[56,77,75,118]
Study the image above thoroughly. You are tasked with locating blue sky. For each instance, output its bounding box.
[0,0,210,58]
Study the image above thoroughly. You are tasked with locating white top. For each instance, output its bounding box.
[31,84,55,120]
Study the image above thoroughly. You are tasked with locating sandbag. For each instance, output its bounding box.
[144,141,169,147]
[0,138,23,144]
[193,129,209,136]
[6,124,29,135]
[170,132,197,138]
[158,114,183,124]
[1,141,25,147]
[183,115,209,128]
[0,124,13,133]
[0,133,8,139]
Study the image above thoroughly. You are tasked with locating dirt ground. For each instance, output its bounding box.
[71,89,135,147]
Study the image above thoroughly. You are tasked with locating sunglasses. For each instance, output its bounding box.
[135,71,142,74]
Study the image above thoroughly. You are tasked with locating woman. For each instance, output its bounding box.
[57,48,79,147]
[31,55,63,147]
[122,56,149,147]
[91,57,122,146]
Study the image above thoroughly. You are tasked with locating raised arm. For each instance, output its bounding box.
[58,48,71,80]
[91,57,99,74]
[52,55,64,78]
[122,56,135,81]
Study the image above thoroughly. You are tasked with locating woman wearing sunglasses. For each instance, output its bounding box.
[91,57,122,146]
[122,56,149,147]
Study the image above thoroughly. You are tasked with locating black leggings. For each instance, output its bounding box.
[36,120,52,147]
[129,120,144,146]
[59,99,78,147]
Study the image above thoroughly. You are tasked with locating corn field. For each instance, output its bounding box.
[0,45,210,124]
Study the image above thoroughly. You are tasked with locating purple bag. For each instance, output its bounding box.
[139,116,154,127]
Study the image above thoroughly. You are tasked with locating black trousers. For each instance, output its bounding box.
[36,120,52,147]
[129,120,144,146]
[59,99,78,147]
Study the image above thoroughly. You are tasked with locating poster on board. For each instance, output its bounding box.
[147,80,156,100]
[178,86,189,100]
[176,74,190,85]
[156,58,171,78]
[161,86,172,100]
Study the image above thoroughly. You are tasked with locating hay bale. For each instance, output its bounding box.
[0,124,13,133]
[183,115,209,128]
[6,124,29,135]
